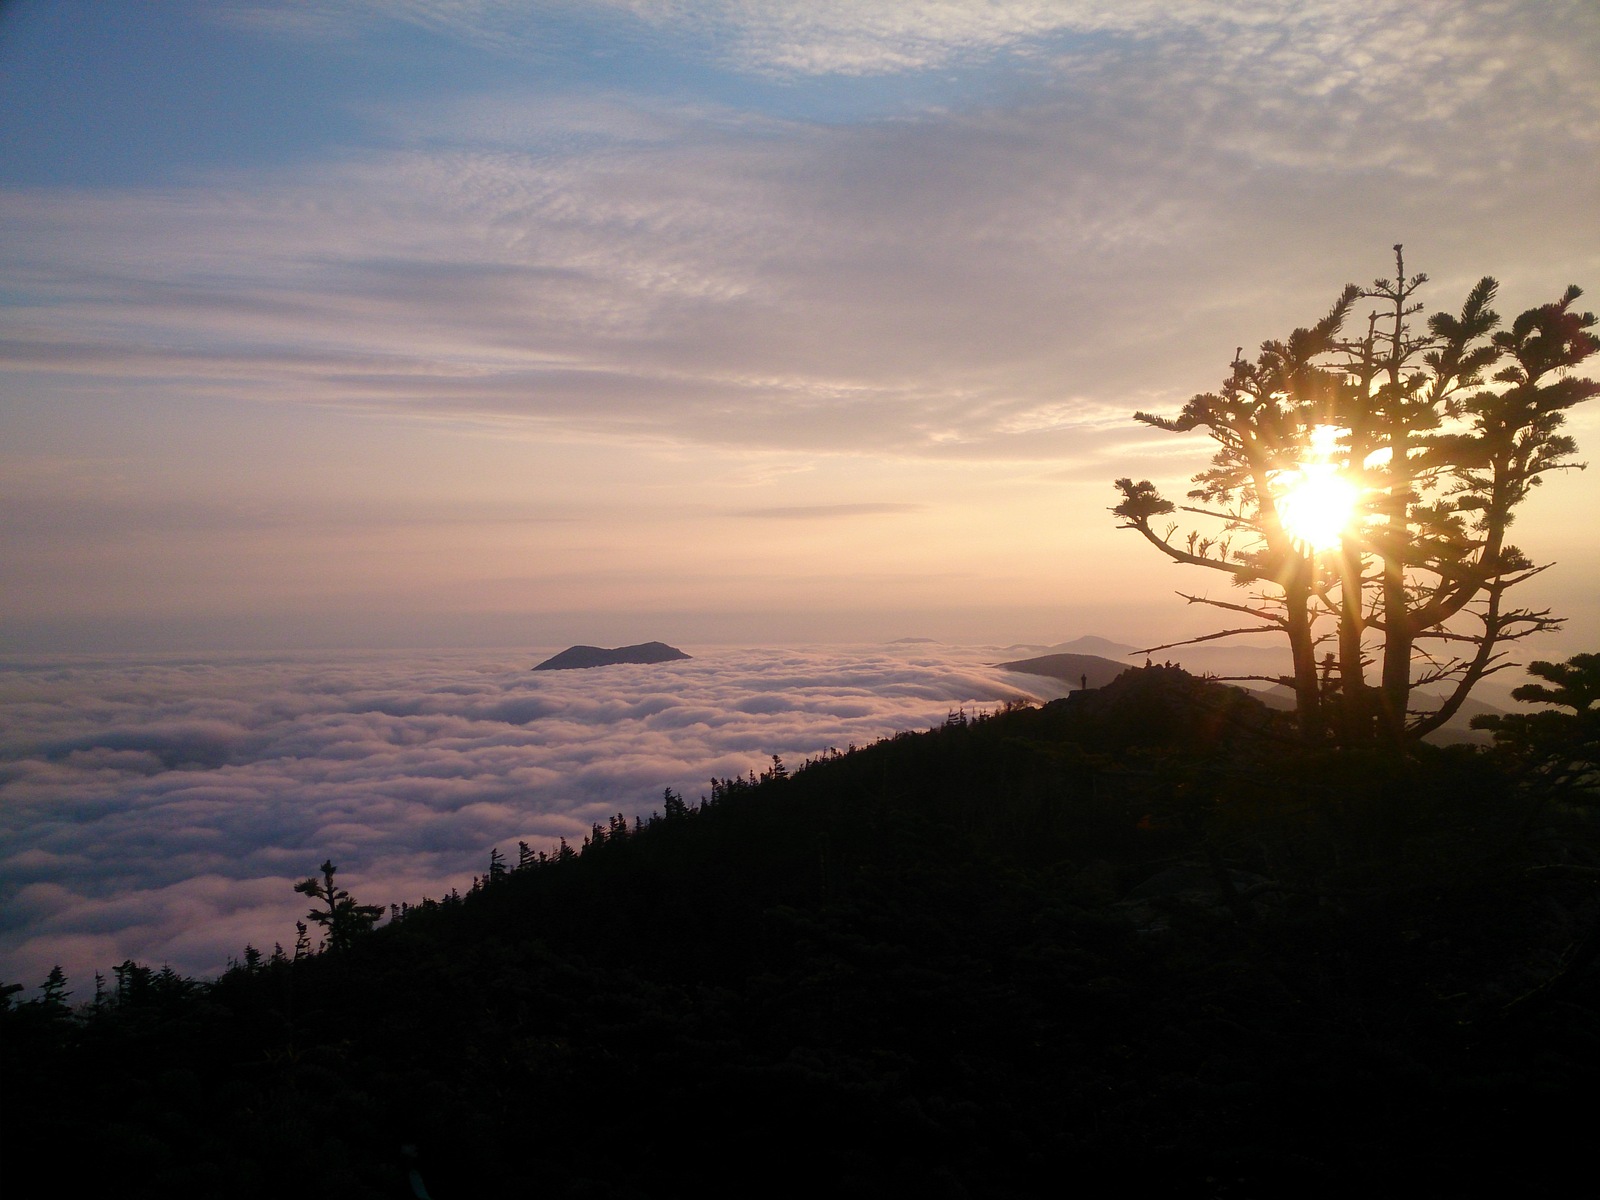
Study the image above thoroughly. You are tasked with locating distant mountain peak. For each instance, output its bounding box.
[1047,635,1140,657]
[533,641,691,671]
[994,652,1132,689]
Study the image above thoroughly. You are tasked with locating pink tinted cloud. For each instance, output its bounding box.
[0,644,1064,990]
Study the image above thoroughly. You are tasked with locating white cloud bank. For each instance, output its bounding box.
[0,644,1070,990]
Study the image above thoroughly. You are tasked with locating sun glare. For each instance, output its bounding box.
[1272,426,1361,553]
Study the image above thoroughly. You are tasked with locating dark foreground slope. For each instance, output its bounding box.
[6,667,1599,1198]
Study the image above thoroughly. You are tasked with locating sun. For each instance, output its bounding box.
[1276,469,1360,551]
[1271,426,1361,553]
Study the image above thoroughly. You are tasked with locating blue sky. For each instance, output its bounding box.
[2,0,1598,653]
[0,1,1068,187]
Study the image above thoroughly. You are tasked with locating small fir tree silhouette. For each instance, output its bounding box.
[294,859,384,953]
[38,965,70,1016]
[1473,653,1600,794]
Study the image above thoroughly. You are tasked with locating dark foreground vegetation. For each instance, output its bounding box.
[6,665,1599,1198]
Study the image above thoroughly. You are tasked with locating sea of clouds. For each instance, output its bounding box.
[0,644,1069,992]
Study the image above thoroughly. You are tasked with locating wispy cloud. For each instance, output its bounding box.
[730,502,924,520]
[2,2,1595,649]
[242,0,1600,107]
[8,20,1593,460]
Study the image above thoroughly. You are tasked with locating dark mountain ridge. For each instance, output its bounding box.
[1047,634,1139,656]
[1251,682,1506,744]
[994,650,1135,688]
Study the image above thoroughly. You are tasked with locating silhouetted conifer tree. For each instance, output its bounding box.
[38,965,70,1016]
[1114,248,1597,747]
[113,959,152,1005]
[295,860,384,953]
[1474,653,1600,794]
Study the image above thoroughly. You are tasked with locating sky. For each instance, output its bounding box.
[2,0,1597,655]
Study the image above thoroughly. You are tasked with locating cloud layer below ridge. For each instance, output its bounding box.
[0,644,1066,989]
